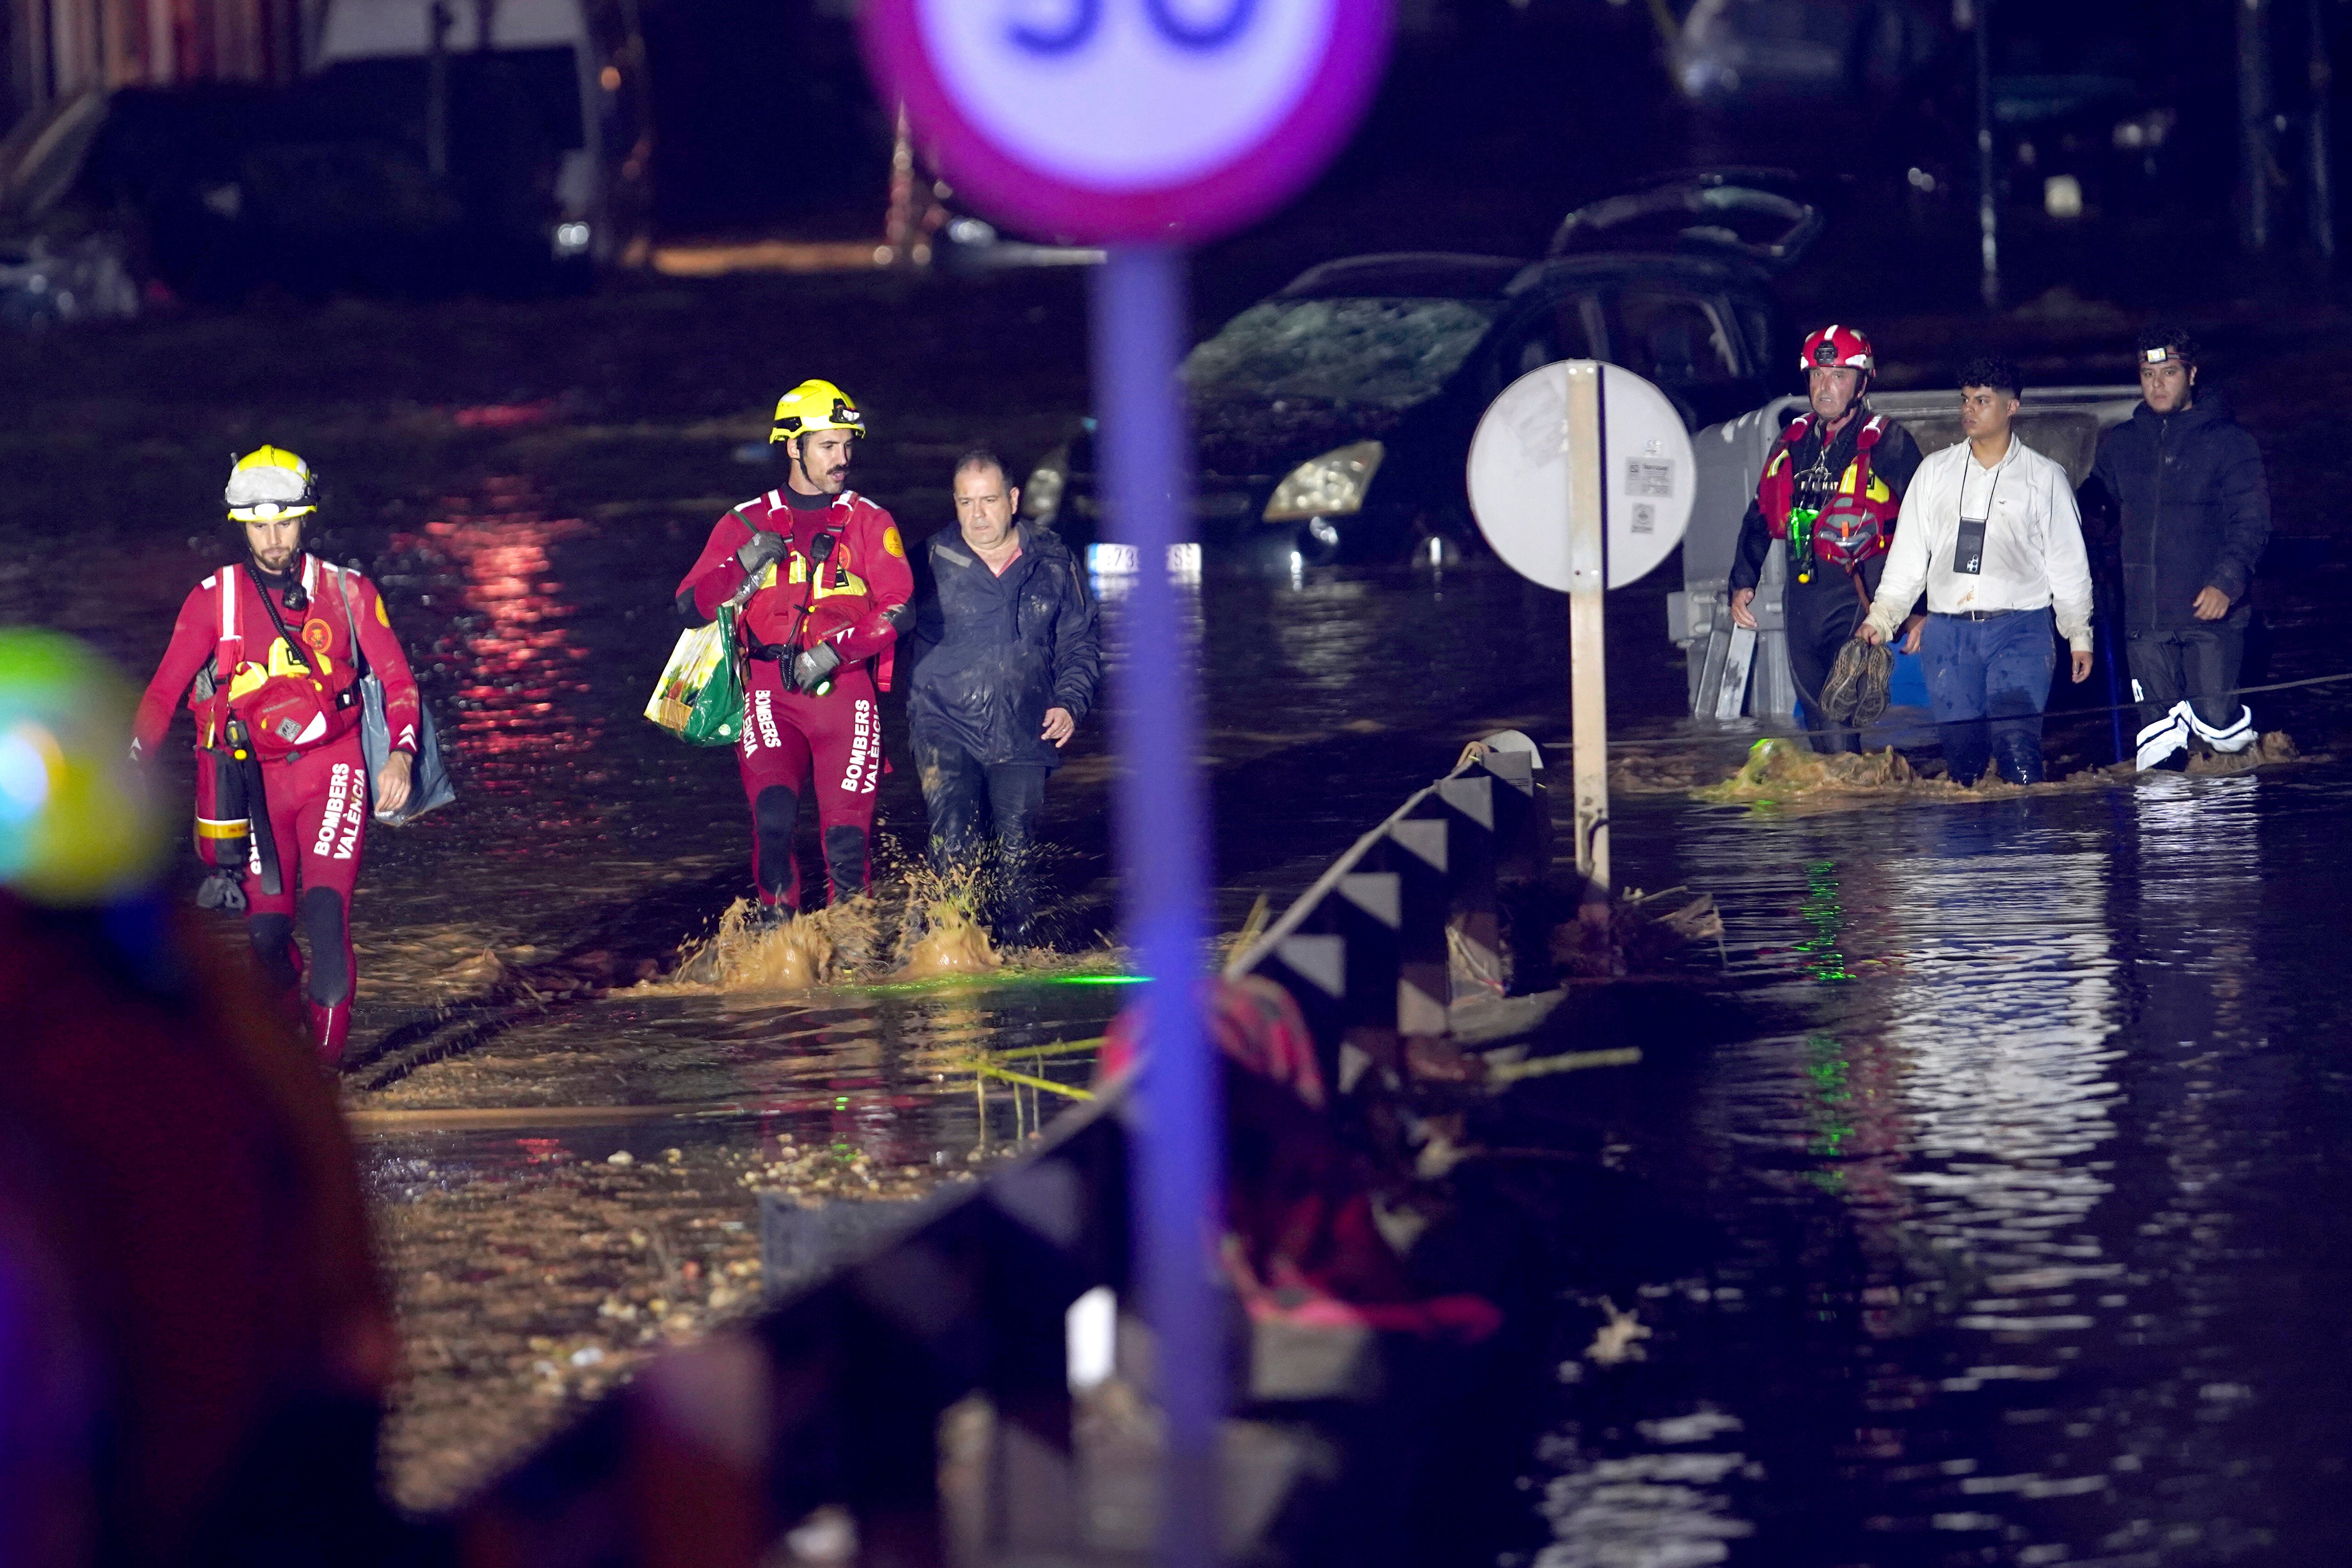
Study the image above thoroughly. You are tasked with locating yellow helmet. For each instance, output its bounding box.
[768,380,866,446]
[224,446,317,524]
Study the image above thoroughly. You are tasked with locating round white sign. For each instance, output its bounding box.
[1465,361,1695,592]
[863,0,1390,243]
[916,0,1337,190]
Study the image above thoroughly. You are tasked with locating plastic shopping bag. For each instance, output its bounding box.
[336,566,457,825]
[646,606,746,747]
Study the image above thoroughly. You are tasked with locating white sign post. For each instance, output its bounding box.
[863,7,1391,1565]
[1467,361,1695,910]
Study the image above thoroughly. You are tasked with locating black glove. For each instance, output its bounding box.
[789,642,842,692]
[196,870,247,913]
[736,530,787,575]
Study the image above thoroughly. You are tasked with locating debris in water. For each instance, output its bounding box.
[1701,737,1918,800]
[605,1151,634,1167]
[1585,1297,1652,1365]
[1551,886,1725,979]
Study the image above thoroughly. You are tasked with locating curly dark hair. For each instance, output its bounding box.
[2134,322,2199,367]
[1957,354,2023,400]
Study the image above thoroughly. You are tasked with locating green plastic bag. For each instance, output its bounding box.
[645,605,746,747]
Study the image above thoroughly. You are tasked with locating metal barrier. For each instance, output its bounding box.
[446,748,1549,1567]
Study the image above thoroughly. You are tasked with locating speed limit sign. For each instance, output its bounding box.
[862,0,1391,242]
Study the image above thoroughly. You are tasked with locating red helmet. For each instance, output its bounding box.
[1800,324,1874,375]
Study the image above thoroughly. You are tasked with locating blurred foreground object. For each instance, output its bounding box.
[0,629,166,905]
[0,629,406,1567]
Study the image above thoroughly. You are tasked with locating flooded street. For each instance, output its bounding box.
[8,271,2352,1560]
[1506,774,2352,1567]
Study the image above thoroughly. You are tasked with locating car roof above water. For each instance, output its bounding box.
[1275,253,1527,302]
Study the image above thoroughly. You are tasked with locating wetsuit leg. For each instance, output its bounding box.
[1920,613,1993,786]
[244,757,303,1000]
[246,912,301,995]
[916,733,989,877]
[738,671,815,910]
[776,670,882,906]
[244,739,369,1062]
[984,764,1050,947]
[1982,609,2058,785]
[1784,577,1866,753]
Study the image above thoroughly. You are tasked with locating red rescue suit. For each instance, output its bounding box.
[134,555,421,1062]
[1758,410,1904,588]
[676,489,912,910]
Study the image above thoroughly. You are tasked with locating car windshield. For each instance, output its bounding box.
[1183,298,1503,410]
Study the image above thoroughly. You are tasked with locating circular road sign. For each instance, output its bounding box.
[1466,361,1696,592]
[860,0,1392,244]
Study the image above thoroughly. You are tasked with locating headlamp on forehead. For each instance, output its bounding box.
[2144,347,2177,365]
[228,501,317,524]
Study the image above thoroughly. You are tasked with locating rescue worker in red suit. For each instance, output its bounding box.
[675,380,914,922]
[1728,326,1926,751]
[131,447,422,1065]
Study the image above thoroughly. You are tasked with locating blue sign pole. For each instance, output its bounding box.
[1089,243,1220,1566]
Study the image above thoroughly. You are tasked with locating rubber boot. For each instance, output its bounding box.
[2136,708,2190,772]
[307,999,352,1067]
[1992,731,2045,786]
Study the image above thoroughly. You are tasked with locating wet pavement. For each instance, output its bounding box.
[9,270,2352,1558]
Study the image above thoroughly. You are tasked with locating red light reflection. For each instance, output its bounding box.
[394,477,597,783]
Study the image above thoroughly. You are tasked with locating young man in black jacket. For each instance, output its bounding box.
[905,451,1101,946]
[2085,326,2271,770]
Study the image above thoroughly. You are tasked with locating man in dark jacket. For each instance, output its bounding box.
[906,451,1101,945]
[2085,326,2270,770]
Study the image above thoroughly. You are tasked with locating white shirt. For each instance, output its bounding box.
[1865,432,2095,652]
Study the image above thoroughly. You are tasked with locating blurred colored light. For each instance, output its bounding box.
[1050,974,1148,986]
[0,724,58,822]
[0,630,165,904]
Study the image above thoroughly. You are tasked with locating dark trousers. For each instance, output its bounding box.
[914,734,1050,944]
[1920,607,2058,785]
[2127,613,2249,735]
[1786,572,1871,753]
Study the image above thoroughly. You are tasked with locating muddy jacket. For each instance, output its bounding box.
[1729,408,1923,597]
[905,525,1100,769]
[675,488,915,690]
[134,555,421,762]
[2086,391,2270,635]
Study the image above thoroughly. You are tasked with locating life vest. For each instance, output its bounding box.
[201,557,362,761]
[1758,412,1903,574]
[740,501,879,656]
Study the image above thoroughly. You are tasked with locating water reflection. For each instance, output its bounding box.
[391,478,598,779]
[1527,793,2308,1566]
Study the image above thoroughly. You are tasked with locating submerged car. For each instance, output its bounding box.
[1026,180,1809,564]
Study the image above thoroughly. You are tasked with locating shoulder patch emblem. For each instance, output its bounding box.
[883,525,905,558]
[375,594,391,627]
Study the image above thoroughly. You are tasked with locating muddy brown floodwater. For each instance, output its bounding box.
[10,272,2352,1560]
